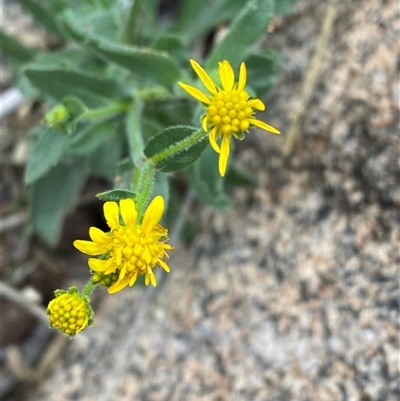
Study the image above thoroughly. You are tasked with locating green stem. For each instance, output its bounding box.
[137,87,171,101]
[133,161,155,221]
[81,103,129,121]
[81,280,98,297]
[132,166,142,190]
[126,97,145,166]
[151,128,208,164]
[122,0,146,43]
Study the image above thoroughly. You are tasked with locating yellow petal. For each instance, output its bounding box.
[73,239,108,255]
[247,98,265,111]
[189,59,217,94]
[219,135,230,177]
[103,201,120,229]
[89,227,110,246]
[143,247,152,264]
[88,258,109,272]
[162,243,174,251]
[47,298,57,310]
[202,115,208,131]
[219,60,234,91]
[104,261,116,275]
[108,277,130,294]
[158,258,170,272]
[178,82,210,104]
[75,316,89,333]
[129,273,138,287]
[145,270,157,286]
[120,198,137,226]
[237,62,247,92]
[248,118,280,134]
[209,127,221,153]
[142,196,164,233]
[115,246,122,266]
[119,263,126,279]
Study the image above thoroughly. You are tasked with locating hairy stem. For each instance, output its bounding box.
[151,128,208,164]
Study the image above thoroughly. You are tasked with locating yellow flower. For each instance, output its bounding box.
[179,59,280,176]
[47,289,92,336]
[73,196,173,294]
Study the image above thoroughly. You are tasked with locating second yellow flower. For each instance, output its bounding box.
[74,196,173,294]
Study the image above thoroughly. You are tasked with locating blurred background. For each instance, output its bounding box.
[1,0,399,400]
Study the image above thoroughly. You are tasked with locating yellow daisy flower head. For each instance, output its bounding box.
[47,287,93,337]
[73,196,173,294]
[179,59,280,176]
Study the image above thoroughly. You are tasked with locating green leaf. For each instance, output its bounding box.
[89,9,122,41]
[225,165,258,187]
[31,159,87,246]
[68,120,118,155]
[125,99,144,166]
[122,0,159,44]
[63,97,88,121]
[64,15,180,90]
[25,128,69,185]
[17,0,65,37]
[246,49,281,98]
[25,48,106,72]
[96,189,136,202]
[176,0,245,44]
[115,158,135,190]
[88,131,124,181]
[186,146,231,209]
[274,0,298,14]
[152,172,170,210]
[144,126,208,172]
[150,34,187,62]
[141,117,164,142]
[49,0,71,14]
[143,99,193,129]
[24,67,130,104]
[206,0,274,70]
[0,29,36,62]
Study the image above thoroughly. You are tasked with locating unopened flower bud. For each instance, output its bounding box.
[47,287,93,337]
[43,104,70,131]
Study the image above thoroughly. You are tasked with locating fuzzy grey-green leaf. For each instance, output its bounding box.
[64,15,180,90]
[24,67,129,104]
[144,126,208,172]
[68,120,117,156]
[31,160,87,246]
[0,29,35,62]
[206,0,274,69]
[96,189,136,202]
[246,49,281,98]
[186,147,231,209]
[18,0,65,37]
[25,128,69,185]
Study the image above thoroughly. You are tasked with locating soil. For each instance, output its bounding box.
[1,0,399,400]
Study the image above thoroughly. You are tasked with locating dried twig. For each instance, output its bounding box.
[0,281,48,325]
[0,211,28,233]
